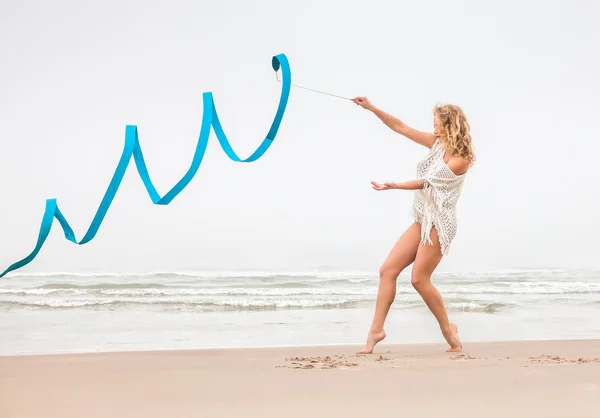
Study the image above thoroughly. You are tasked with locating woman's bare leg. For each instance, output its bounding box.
[358,222,421,354]
[411,227,462,352]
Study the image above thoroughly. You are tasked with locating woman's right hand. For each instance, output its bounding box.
[371,181,396,191]
[352,96,373,110]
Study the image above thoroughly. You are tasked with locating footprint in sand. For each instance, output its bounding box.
[281,355,361,370]
[450,353,479,361]
[527,354,600,365]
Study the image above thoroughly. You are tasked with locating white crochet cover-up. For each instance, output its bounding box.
[412,139,466,255]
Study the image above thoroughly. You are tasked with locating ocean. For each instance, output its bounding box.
[1,269,599,356]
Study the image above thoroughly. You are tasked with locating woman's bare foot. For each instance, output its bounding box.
[357,330,386,354]
[442,323,462,352]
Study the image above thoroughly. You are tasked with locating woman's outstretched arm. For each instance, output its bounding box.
[352,96,437,148]
[371,180,424,191]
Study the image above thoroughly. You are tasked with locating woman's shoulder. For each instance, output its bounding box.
[445,155,469,176]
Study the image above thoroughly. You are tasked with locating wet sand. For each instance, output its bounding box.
[1,339,599,417]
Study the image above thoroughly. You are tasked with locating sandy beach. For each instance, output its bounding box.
[1,339,599,418]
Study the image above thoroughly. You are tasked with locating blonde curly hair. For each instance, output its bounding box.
[434,104,475,166]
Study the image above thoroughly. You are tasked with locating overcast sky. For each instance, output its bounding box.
[0,0,598,274]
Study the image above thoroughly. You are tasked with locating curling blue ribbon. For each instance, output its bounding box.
[0,54,291,278]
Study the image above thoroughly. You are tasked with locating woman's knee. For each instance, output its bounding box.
[379,263,402,281]
[411,271,429,290]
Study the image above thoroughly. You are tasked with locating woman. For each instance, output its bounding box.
[352,96,475,353]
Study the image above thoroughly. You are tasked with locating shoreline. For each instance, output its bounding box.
[1,339,599,417]
[3,335,600,359]
[1,336,600,359]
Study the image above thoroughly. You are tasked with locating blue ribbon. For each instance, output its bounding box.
[0,54,291,278]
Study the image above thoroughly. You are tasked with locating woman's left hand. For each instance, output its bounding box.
[352,96,374,110]
[371,181,396,191]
